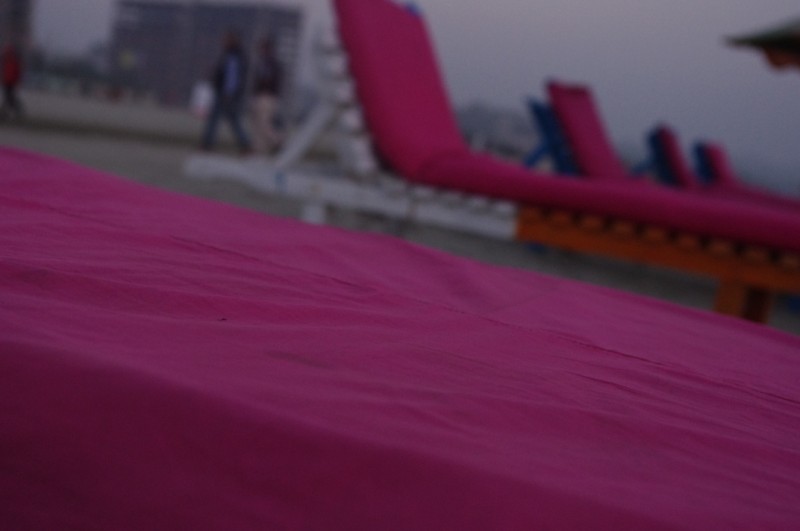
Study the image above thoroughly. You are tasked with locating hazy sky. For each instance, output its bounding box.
[32,0,800,191]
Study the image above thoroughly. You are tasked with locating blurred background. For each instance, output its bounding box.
[1,0,799,332]
[3,0,798,191]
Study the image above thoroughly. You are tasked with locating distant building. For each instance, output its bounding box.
[0,0,32,44]
[110,0,303,106]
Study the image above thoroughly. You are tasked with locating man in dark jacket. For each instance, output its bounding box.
[200,31,252,153]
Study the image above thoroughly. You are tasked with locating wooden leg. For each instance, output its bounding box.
[715,281,748,317]
[714,281,773,323]
[742,288,773,323]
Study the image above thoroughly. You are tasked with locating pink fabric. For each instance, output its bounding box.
[654,126,703,189]
[333,0,800,252]
[659,128,800,211]
[701,142,740,187]
[3,147,800,530]
[547,81,629,179]
[702,142,800,212]
[335,0,467,177]
[709,184,800,211]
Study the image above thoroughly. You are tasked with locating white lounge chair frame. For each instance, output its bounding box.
[184,29,517,240]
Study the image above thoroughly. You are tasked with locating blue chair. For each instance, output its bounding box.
[522,99,579,174]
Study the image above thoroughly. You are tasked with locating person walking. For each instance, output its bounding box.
[251,37,283,155]
[201,30,252,153]
[1,41,24,121]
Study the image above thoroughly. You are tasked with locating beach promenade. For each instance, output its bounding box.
[2,89,798,335]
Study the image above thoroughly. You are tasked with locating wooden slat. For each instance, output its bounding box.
[578,214,605,232]
[743,246,771,265]
[548,210,574,227]
[778,253,800,271]
[610,220,636,239]
[520,207,545,222]
[675,233,702,252]
[707,238,735,257]
[642,225,669,244]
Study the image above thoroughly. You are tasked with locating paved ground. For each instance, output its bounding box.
[2,91,798,335]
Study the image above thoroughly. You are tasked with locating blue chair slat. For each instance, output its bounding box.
[523,99,578,174]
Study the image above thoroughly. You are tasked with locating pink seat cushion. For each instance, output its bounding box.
[417,151,800,251]
[547,81,629,179]
[709,184,800,211]
[335,0,468,177]
[3,147,800,530]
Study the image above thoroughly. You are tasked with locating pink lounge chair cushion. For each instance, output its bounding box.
[702,143,800,212]
[701,142,741,187]
[335,0,467,177]
[709,185,800,211]
[3,147,800,530]
[547,81,630,179]
[653,126,702,189]
[655,129,798,211]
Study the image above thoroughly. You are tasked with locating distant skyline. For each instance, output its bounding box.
[29,0,800,192]
[32,0,317,54]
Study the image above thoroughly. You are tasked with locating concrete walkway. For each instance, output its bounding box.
[12,89,233,146]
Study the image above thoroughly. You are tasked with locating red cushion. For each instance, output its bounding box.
[547,81,629,179]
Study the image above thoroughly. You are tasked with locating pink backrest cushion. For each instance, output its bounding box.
[654,126,701,189]
[334,0,467,177]
[547,81,629,179]
[701,143,800,211]
[702,142,741,188]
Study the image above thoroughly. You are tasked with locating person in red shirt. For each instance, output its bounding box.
[1,42,24,120]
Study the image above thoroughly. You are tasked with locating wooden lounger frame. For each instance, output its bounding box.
[516,206,800,322]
